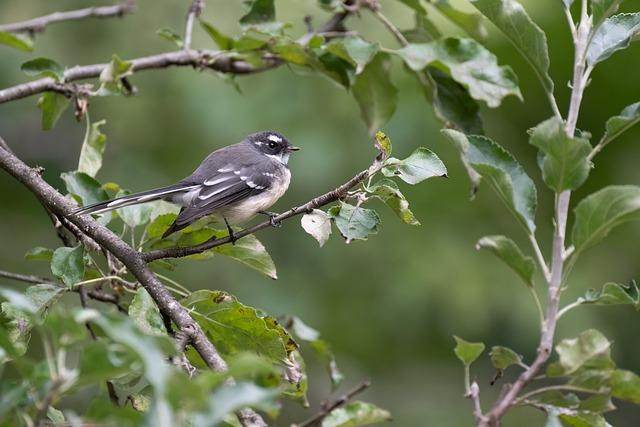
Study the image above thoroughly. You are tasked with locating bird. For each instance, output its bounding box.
[73,130,300,240]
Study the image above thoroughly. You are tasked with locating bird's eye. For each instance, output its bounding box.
[267,141,277,149]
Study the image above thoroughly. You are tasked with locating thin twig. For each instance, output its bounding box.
[292,380,371,427]
[0,1,135,33]
[184,0,204,51]
[514,384,601,406]
[467,382,487,425]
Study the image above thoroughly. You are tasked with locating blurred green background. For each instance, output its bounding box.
[1,1,639,425]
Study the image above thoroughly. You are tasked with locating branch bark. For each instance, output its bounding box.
[183,0,204,51]
[0,146,264,426]
[0,1,136,33]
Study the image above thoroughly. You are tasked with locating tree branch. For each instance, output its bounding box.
[292,380,371,427]
[142,169,370,262]
[0,1,136,34]
[183,0,204,51]
[0,146,265,426]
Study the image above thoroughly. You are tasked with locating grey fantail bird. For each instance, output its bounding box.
[73,131,300,239]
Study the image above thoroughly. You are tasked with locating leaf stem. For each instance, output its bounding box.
[514,384,600,405]
[528,286,545,330]
[556,299,583,319]
[529,233,550,281]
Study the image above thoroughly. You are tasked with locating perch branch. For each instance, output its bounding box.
[0,1,135,33]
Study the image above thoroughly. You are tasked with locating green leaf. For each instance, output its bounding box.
[157,28,183,48]
[476,235,535,287]
[129,288,166,336]
[146,213,178,239]
[602,102,640,147]
[322,401,392,427]
[395,38,521,108]
[431,0,487,39]
[211,233,277,279]
[453,336,485,366]
[51,245,85,288]
[428,68,483,134]
[290,316,344,388]
[555,329,611,375]
[559,413,610,427]
[489,345,522,370]
[529,117,591,192]
[580,281,640,310]
[611,369,640,404]
[442,130,537,232]
[326,37,379,74]
[98,54,134,96]
[382,147,447,185]
[374,130,392,158]
[352,53,398,136]
[116,189,154,228]
[182,290,293,363]
[572,185,640,253]
[328,202,381,244]
[0,31,33,52]
[37,92,70,130]
[200,20,234,50]
[61,171,112,226]
[368,179,420,225]
[272,40,313,66]
[240,0,275,27]
[24,247,53,261]
[588,13,640,66]
[469,0,554,99]
[20,57,64,80]
[301,210,332,247]
[591,0,622,26]
[78,119,107,178]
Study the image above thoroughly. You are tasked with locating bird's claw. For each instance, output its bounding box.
[259,210,281,227]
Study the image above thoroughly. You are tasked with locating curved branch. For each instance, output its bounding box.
[142,169,370,262]
[0,1,136,33]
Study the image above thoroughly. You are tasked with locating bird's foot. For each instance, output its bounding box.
[223,218,237,245]
[259,210,281,227]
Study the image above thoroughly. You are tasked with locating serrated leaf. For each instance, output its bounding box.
[572,185,640,253]
[24,247,53,261]
[182,290,292,363]
[129,288,166,336]
[322,401,392,427]
[62,171,113,225]
[326,37,379,74]
[453,336,485,366]
[328,202,381,244]
[395,38,521,107]
[115,189,154,228]
[37,92,70,130]
[51,245,85,288]
[432,0,487,39]
[157,28,183,48]
[382,147,447,184]
[469,0,554,99]
[211,233,277,279]
[592,1,622,26]
[301,210,332,247]
[200,20,234,50]
[290,316,344,388]
[529,117,591,192]
[352,53,398,136]
[611,369,640,404]
[602,102,640,148]
[489,345,522,370]
[580,281,640,310]
[78,119,107,177]
[442,130,537,232]
[476,235,535,287]
[587,13,640,66]
[368,179,420,225]
[429,68,483,135]
[240,0,275,27]
[555,329,611,375]
[0,31,33,52]
[21,57,64,80]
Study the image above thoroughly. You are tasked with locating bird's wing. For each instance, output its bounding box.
[172,164,272,228]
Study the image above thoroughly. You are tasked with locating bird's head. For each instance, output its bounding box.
[245,131,300,164]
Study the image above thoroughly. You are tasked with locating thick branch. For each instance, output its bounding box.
[142,169,370,262]
[0,1,135,33]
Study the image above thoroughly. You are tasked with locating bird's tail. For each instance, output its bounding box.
[73,183,198,216]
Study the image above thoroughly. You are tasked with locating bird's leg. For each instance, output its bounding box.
[259,210,281,227]
[223,217,237,245]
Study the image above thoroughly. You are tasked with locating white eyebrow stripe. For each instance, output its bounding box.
[204,175,234,186]
[198,184,235,200]
[267,134,282,143]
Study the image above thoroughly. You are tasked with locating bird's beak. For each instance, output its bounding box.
[287,145,301,152]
